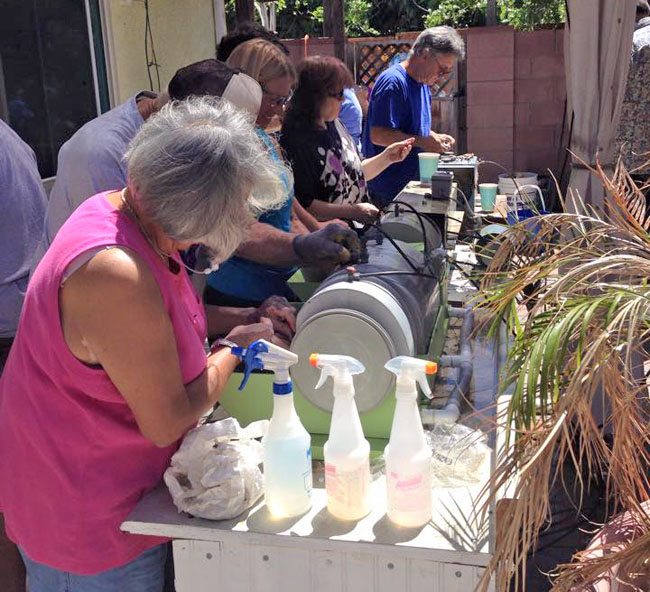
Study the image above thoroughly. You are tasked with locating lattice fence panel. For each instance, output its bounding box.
[356,42,412,86]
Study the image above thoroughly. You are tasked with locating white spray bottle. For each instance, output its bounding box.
[232,340,312,518]
[384,356,438,527]
[311,353,370,521]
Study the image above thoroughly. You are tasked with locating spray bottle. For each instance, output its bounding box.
[232,340,312,518]
[310,353,370,520]
[384,356,437,527]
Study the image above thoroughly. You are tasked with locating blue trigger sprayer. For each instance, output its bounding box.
[231,340,313,518]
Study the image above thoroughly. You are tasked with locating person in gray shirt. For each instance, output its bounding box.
[0,117,47,592]
[0,119,46,372]
[40,90,166,254]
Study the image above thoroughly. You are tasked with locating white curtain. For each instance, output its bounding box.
[565,0,636,215]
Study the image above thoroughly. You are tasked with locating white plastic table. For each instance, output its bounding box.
[123,468,493,592]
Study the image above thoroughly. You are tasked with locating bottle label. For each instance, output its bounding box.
[325,460,369,510]
[387,471,431,511]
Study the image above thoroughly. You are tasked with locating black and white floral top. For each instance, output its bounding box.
[280,119,369,208]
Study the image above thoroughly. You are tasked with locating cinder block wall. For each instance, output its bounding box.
[466,26,566,183]
[282,26,567,184]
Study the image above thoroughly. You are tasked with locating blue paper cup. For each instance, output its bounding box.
[418,152,439,185]
[479,183,498,211]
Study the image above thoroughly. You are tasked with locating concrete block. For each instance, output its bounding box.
[476,151,514,182]
[555,29,565,54]
[554,76,567,101]
[515,126,557,151]
[467,103,514,128]
[515,102,530,126]
[468,126,514,152]
[467,29,514,58]
[529,55,565,79]
[516,58,531,79]
[515,79,554,103]
[467,80,514,105]
[530,101,565,127]
[516,30,556,58]
[467,56,514,82]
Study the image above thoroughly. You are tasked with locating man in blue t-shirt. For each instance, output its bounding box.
[362,26,465,206]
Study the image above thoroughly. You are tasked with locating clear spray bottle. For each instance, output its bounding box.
[310,353,370,521]
[384,356,437,528]
[232,340,312,518]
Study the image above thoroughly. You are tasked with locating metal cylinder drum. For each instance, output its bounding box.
[290,240,441,414]
[379,211,443,251]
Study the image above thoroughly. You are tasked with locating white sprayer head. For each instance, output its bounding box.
[384,356,437,399]
[310,353,365,397]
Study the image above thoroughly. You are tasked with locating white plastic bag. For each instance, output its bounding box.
[426,424,491,488]
[164,417,267,520]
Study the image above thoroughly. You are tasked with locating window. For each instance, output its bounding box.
[0,0,107,178]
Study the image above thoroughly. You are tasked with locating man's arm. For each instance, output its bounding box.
[370,127,454,152]
[235,221,362,267]
[235,221,301,267]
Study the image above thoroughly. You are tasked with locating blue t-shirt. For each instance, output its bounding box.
[206,129,296,303]
[338,88,362,152]
[362,64,431,203]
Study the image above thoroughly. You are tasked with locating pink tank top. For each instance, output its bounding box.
[0,192,207,574]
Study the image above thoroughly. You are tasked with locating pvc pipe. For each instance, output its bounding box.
[421,306,474,426]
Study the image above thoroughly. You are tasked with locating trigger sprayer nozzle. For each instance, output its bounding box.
[384,356,437,399]
[310,353,365,393]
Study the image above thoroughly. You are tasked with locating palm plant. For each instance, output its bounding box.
[476,159,650,591]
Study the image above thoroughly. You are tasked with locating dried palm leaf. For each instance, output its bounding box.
[475,155,650,592]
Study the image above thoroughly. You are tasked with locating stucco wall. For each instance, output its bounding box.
[103,0,217,105]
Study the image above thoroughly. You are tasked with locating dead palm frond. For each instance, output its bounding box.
[476,156,650,592]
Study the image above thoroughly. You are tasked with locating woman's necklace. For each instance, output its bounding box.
[119,188,180,274]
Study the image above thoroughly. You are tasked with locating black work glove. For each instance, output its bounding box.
[292,223,361,266]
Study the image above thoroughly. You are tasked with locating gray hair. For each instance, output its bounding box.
[412,26,466,60]
[125,96,289,262]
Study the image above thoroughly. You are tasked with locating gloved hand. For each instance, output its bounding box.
[292,223,361,266]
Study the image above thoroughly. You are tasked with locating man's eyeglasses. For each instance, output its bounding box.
[432,54,454,79]
[329,90,345,100]
[263,88,293,107]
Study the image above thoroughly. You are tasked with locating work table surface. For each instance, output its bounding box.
[123,462,492,566]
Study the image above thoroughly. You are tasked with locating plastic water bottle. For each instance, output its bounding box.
[310,353,370,521]
[231,340,312,518]
[384,356,437,527]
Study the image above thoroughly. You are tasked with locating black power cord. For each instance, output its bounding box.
[364,222,422,273]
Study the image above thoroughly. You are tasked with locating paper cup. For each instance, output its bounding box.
[418,152,439,185]
[479,183,498,212]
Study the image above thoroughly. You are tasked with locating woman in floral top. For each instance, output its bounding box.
[280,56,414,224]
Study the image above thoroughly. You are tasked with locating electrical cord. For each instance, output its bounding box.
[354,270,438,281]
[364,222,421,273]
[144,0,161,92]
[386,200,433,253]
[448,259,482,290]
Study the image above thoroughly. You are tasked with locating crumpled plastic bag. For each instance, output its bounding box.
[164,417,267,520]
[426,423,491,488]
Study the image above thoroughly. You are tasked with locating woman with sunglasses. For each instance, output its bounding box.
[280,56,414,224]
[203,40,360,309]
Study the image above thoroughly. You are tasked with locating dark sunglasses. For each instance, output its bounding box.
[329,90,345,100]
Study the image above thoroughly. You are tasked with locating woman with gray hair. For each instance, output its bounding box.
[0,97,286,592]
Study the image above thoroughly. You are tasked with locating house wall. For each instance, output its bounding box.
[102,0,217,105]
